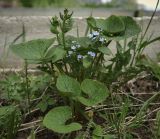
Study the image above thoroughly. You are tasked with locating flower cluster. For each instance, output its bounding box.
[88,31,100,39]
[88,31,106,43]
[71,41,80,51]
[67,41,81,57]
[76,51,96,61]
[77,54,83,60]
[87,51,96,57]
[66,40,96,61]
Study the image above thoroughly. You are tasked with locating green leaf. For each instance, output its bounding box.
[56,75,81,97]
[98,47,112,55]
[103,15,125,35]
[104,16,141,40]
[10,38,55,63]
[138,36,160,52]
[120,16,141,38]
[93,125,103,137]
[105,16,141,40]
[87,17,97,29]
[36,96,55,112]
[45,47,66,63]
[78,79,109,106]
[95,19,106,30]
[43,106,82,133]
[92,125,115,139]
[83,56,92,68]
[91,16,141,40]
[138,56,160,80]
[0,106,15,124]
[77,37,92,48]
[0,105,21,133]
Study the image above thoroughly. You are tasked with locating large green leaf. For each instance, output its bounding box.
[78,79,109,106]
[88,16,125,35]
[56,75,81,97]
[103,15,125,35]
[64,36,92,49]
[88,16,141,40]
[77,37,92,48]
[43,106,82,133]
[45,47,66,63]
[10,38,55,63]
[120,16,141,38]
[87,17,97,29]
[105,16,141,40]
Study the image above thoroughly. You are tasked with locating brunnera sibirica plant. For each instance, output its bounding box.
[1,7,160,139]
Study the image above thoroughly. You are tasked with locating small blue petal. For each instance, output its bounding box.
[91,52,96,57]
[92,31,99,36]
[77,54,83,60]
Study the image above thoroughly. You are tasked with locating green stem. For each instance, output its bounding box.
[123,38,127,52]
[61,20,69,74]
[56,34,61,45]
[130,49,136,67]
[91,53,103,78]
[141,0,159,42]
[62,20,66,49]
[25,60,30,113]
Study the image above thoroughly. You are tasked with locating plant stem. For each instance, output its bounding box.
[25,60,30,113]
[141,0,159,42]
[61,20,69,74]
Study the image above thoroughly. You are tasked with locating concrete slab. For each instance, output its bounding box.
[0,16,160,68]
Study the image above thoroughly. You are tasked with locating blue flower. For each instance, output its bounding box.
[77,54,83,60]
[90,52,96,57]
[88,31,100,39]
[87,51,96,57]
[99,37,105,42]
[92,31,99,36]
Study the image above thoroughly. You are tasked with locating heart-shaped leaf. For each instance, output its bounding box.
[103,15,125,35]
[105,16,141,40]
[10,38,55,63]
[88,16,141,40]
[56,75,81,97]
[43,106,82,133]
[78,79,109,106]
